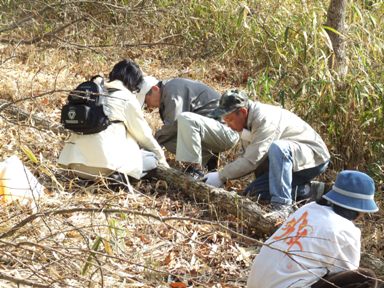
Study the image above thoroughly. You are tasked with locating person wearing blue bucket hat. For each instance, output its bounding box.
[247,170,379,288]
[322,170,379,213]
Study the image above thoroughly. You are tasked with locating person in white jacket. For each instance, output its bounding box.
[205,89,330,218]
[247,170,379,288]
[58,59,168,185]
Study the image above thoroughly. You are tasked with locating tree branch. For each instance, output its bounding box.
[0,98,66,134]
[0,271,49,288]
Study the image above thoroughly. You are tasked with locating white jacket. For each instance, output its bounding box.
[247,202,361,288]
[220,101,330,180]
[58,80,167,179]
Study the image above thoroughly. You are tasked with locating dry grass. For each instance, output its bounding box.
[0,45,257,287]
[0,42,383,288]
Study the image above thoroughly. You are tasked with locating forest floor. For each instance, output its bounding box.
[0,44,383,287]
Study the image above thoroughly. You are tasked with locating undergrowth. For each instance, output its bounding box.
[1,0,382,179]
[0,1,383,287]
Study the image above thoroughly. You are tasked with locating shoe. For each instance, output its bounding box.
[108,172,130,192]
[295,181,326,203]
[205,153,219,172]
[265,203,293,221]
[309,181,325,202]
[185,166,204,180]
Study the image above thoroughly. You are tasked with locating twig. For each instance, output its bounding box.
[0,207,262,246]
[0,271,49,288]
[21,16,88,45]
[0,6,52,34]
[54,36,182,50]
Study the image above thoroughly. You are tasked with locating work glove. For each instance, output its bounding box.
[204,171,224,188]
[158,157,170,168]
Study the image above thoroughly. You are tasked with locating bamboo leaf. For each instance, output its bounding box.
[322,25,345,38]
[81,236,102,275]
[20,145,39,164]
[102,238,113,256]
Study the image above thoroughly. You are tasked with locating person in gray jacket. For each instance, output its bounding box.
[205,89,330,218]
[136,76,239,173]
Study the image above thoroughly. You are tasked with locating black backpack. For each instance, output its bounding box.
[61,76,116,134]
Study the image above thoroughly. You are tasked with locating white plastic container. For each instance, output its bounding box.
[0,155,44,208]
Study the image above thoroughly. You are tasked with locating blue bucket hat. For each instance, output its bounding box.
[322,170,378,213]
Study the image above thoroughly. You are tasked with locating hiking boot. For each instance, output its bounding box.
[295,181,326,203]
[309,181,326,202]
[185,166,205,180]
[108,172,130,192]
[265,203,293,221]
[205,153,219,172]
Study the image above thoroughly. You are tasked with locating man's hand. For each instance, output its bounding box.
[204,172,224,187]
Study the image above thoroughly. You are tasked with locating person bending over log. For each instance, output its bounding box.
[204,89,330,219]
[135,76,239,177]
[58,59,168,188]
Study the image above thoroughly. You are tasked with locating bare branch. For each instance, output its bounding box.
[0,6,52,34]
[0,271,49,288]
[0,98,66,134]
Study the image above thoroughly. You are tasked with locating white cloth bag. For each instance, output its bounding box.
[0,155,45,208]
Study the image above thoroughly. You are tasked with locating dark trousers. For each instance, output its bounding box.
[311,268,378,288]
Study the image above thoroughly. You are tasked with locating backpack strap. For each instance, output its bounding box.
[106,88,120,94]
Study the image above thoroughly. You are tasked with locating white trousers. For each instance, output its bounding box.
[175,112,239,165]
[67,149,158,180]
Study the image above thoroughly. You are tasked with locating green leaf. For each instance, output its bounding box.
[322,25,345,38]
[81,236,102,275]
[284,26,290,43]
[20,145,39,164]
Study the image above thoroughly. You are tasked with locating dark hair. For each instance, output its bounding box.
[109,59,143,92]
[332,204,360,221]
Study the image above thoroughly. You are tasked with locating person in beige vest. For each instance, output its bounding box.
[205,89,330,218]
[58,60,168,185]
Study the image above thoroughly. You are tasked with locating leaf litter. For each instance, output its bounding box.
[0,44,382,287]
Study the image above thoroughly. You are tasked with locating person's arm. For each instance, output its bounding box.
[155,94,184,145]
[124,99,168,166]
[219,120,279,181]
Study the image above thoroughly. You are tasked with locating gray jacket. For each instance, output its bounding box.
[155,78,220,145]
[219,100,330,181]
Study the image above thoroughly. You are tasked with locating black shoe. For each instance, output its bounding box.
[296,181,326,203]
[185,166,204,180]
[108,172,130,192]
[76,178,95,187]
[205,153,219,172]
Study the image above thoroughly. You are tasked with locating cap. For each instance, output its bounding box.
[212,89,248,118]
[136,76,159,107]
[322,170,378,213]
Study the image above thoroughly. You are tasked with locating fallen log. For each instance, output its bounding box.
[153,165,384,279]
[360,253,384,278]
[1,101,382,278]
[153,165,281,237]
[0,99,66,134]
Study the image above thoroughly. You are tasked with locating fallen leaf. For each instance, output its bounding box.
[170,282,187,288]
